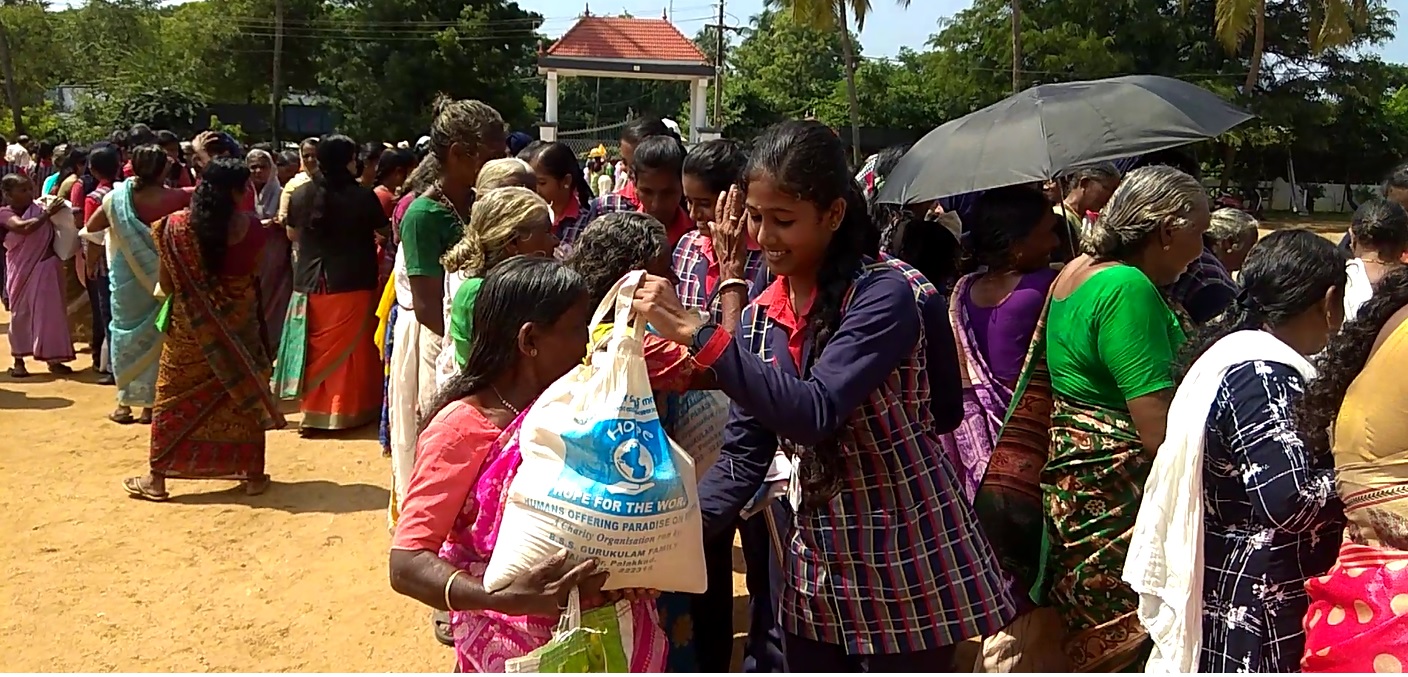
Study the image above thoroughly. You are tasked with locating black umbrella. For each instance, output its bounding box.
[876,74,1253,205]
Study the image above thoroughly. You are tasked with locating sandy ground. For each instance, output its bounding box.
[0,307,753,672]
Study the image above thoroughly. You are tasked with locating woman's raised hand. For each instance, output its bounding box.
[632,274,705,346]
[190,131,218,169]
[711,185,747,279]
[491,549,607,618]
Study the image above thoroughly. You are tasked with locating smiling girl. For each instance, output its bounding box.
[630,119,1014,670]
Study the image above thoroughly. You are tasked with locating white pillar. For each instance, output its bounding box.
[542,71,559,142]
[697,78,710,137]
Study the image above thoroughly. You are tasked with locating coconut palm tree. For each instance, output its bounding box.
[770,0,911,165]
[1211,0,1369,187]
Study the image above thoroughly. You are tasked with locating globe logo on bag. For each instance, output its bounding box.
[611,438,656,494]
[550,416,689,517]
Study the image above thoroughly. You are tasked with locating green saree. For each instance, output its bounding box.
[976,273,1162,673]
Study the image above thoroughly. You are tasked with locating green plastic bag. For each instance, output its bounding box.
[505,589,632,673]
[154,296,173,333]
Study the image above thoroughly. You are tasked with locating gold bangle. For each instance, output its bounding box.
[717,277,748,293]
[444,569,465,612]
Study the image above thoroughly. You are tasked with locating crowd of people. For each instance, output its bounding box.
[7,97,1408,674]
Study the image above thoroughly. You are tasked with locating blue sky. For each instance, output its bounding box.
[523,0,1408,62]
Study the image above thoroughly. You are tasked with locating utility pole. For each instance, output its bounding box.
[271,0,285,146]
[1010,0,1021,94]
[712,0,724,127]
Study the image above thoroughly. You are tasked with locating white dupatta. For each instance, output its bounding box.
[1123,329,1315,673]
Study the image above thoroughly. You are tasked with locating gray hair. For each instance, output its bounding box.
[1206,208,1259,244]
[565,212,668,306]
[475,157,534,192]
[1060,162,1121,193]
[442,186,551,275]
[246,148,274,167]
[1081,164,1206,259]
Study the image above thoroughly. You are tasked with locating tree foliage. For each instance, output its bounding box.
[0,0,1402,183]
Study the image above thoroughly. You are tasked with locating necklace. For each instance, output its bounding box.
[432,182,471,225]
[490,385,521,416]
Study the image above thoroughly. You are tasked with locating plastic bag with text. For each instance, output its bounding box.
[658,388,729,480]
[483,270,707,593]
[504,588,634,673]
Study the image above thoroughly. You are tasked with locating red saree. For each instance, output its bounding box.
[298,289,383,430]
[149,212,285,480]
[1302,542,1408,672]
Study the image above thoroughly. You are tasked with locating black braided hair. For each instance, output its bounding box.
[127,144,169,192]
[741,119,880,510]
[189,157,250,276]
[1296,265,1408,455]
[1177,229,1345,379]
[1348,198,1408,257]
[307,134,358,233]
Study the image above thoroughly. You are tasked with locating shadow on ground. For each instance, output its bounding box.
[167,479,389,514]
[0,387,74,410]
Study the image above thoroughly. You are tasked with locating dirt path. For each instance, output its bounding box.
[0,312,448,671]
[0,305,760,671]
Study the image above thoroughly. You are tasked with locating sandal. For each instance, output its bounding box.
[122,476,170,502]
[7,366,29,378]
[109,409,138,425]
[432,609,454,647]
[48,363,74,375]
[242,474,271,496]
[138,411,153,425]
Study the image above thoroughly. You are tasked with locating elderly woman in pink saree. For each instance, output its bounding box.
[1,173,75,377]
[389,256,667,672]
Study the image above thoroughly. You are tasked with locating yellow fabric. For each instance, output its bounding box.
[278,171,312,224]
[588,323,613,358]
[1333,318,1408,546]
[374,274,396,357]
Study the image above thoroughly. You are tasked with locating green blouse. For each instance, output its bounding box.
[449,277,483,368]
[1045,264,1185,411]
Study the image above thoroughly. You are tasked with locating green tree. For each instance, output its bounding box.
[162,0,327,104]
[726,10,843,127]
[318,0,544,140]
[768,0,909,163]
[1209,0,1374,186]
[0,0,65,134]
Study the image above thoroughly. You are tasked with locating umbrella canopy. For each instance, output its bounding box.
[877,74,1253,205]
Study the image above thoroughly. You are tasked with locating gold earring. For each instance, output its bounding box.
[530,348,539,357]
[1163,245,1170,251]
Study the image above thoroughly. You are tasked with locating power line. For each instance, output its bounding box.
[213,14,718,40]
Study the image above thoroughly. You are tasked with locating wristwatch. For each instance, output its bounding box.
[689,321,719,355]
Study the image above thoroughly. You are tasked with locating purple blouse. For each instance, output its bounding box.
[962,267,1057,385]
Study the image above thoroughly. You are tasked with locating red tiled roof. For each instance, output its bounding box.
[546,16,709,65]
